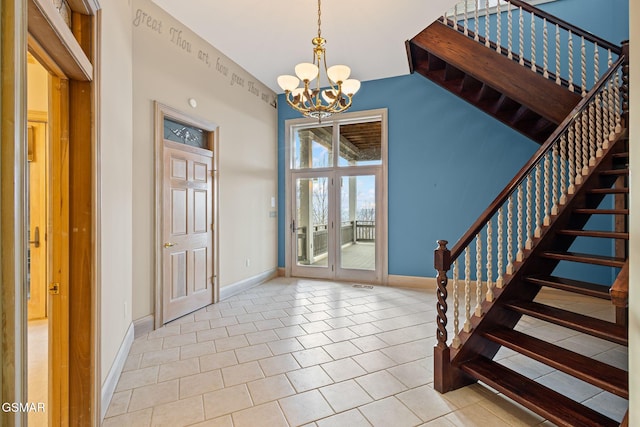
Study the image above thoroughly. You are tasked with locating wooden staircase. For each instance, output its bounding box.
[421,1,630,425]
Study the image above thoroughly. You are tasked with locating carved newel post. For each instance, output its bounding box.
[434,240,452,393]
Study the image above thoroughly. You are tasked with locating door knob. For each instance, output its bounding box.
[163,242,176,248]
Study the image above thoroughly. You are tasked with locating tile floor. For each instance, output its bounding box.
[103,277,628,426]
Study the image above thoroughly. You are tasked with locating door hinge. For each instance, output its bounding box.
[49,282,60,295]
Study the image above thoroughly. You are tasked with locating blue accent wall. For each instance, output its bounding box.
[277,0,629,282]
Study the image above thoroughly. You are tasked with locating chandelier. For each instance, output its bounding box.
[277,0,360,120]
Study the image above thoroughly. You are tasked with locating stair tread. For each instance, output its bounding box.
[483,327,628,398]
[541,251,626,267]
[503,300,628,345]
[573,208,629,215]
[461,357,619,427]
[599,168,629,175]
[588,187,629,194]
[525,275,611,299]
[557,229,629,239]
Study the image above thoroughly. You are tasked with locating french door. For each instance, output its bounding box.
[286,110,387,283]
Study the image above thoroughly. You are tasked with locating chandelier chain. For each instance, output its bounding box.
[317,0,322,38]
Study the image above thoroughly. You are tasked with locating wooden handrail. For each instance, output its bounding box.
[449,55,625,262]
[505,0,622,54]
[610,259,629,308]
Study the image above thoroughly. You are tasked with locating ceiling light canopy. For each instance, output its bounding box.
[277,0,360,120]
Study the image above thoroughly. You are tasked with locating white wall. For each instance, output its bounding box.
[628,1,638,423]
[131,0,278,320]
[99,1,134,383]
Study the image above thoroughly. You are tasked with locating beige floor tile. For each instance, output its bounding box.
[147,324,181,339]
[477,393,546,426]
[123,353,142,372]
[397,385,457,422]
[274,325,307,339]
[245,330,279,345]
[388,358,431,388]
[163,332,197,349]
[231,401,288,427]
[235,343,273,363]
[321,357,367,382]
[322,327,359,343]
[420,416,457,426]
[258,353,301,376]
[267,337,305,355]
[200,350,238,372]
[140,347,181,368]
[188,415,233,427]
[355,370,407,400]
[247,374,296,405]
[150,395,204,426]
[279,389,334,426]
[158,358,200,382]
[128,379,179,412]
[359,396,422,427]
[353,350,396,373]
[180,341,216,360]
[287,365,334,392]
[214,335,249,352]
[221,361,265,386]
[102,408,152,427]
[104,389,132,418]
[179,370,224,399]
[209,317,239,329]
[115,366,159,392]
[380,339,430,364]
[226,322,258,337]
[196,327,228,343]
[316,409,372,427]
[323,341,362,359]
[203,384,253,419]
[443,402,515,427]
[440,383,497,409]
[130,338,164,356]
[350,335,388,352]
[319,380,373,413]
[181,320,213,334]
[292,347,333,367]
[297,332,333,349]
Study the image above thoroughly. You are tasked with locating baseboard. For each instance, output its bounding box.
[219,268,278,301]
[101,322,134,422]
[387,274,437,290]
[133,314,154,339]
[277,267,285,277]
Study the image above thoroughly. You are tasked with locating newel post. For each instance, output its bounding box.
[434,240,452,392]
[621,40,629,128]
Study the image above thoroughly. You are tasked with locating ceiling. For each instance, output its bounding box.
[151,0,456,93]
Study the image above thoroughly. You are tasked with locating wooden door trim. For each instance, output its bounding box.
[154,102,220,328]
[0,0,29,424]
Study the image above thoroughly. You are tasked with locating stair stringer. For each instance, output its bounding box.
[447,129,628,373]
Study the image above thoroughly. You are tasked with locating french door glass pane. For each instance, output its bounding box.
[295,177,329,267]
[340,175,375,271]
[292,126,333,169]
[338,121,382,166]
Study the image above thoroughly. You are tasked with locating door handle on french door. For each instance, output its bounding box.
[163,242,176,248]
[29,226,40,248]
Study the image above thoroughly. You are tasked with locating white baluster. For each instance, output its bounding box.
[551,144,559,215]
[555,24,561,85]
[568,123,576,194]
[560,134,568,203]
[453,4,458,28]
[596,92,603,158]
[485,0,491,47]
[497,206,504,288]
[594,43,600,82]
[525,175,533,249]
[507,1,513,59]
[452,260,461,348]
[475,0,480,41]
[568,31,574,92]
[575,120,583,185]
[614,69,622,134]
[475,233,483,317]
[582,110,589,175]
[486,220,494,302]
[519,7,524,66]
[464,0,469,36]
[543,18,549,78]
[544,153,551,225]
[496,0,502,53]
[581,36,587,96]
[530,12,536,71]
[464,247,472,332]
[506,196,514,274]
[444,10,448,25]
[606,75,615,145]
[589,102,596,166]
[534,163,542,237]
[516,186,524,261]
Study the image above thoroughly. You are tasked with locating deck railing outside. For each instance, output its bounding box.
[296,221,375,262]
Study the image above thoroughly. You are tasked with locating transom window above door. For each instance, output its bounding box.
[291,120,382,170]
